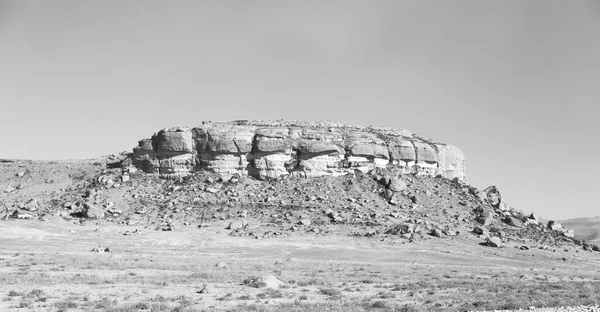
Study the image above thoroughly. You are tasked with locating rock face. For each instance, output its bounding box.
[132,120,466,181]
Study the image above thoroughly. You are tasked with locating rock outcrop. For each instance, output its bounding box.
[131,120,466,181]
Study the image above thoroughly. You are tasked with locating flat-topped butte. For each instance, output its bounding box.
[132,120,466,181]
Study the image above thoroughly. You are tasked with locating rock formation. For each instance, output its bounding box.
[132,120,466,181]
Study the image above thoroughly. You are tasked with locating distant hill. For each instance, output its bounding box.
[560,216,600,244]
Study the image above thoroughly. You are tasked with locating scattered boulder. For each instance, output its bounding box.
[430,229,443,238]
[528,212,538,221]
[504,216,522,227]
[388,178,407,192]
[227,220,248,230]
[473,226,489,237]
[4,184,16,193]
[244,275,285,289]
[299,219,311,226]
[564,230,575,238]
[386,223,415,235]
[482,186,502,207]
[22,199,38,212]
[11,209,33,220]
[548,221,563,231]
[82,202,105,219]
[197,284,210,294]
[486,236,502,248]
[92,246,111,253]
[477,211,494,226]
[215,262,228,269]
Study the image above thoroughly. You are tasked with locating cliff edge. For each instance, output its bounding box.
[131,120,466,181]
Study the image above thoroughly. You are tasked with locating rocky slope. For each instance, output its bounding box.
[560,216,600,245]
[2,154,593,254]
[131,120,466,181]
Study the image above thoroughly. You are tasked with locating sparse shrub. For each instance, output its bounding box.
[319,288,342,298]
[378,291,395,299]
[369,300,390,309]
[217,293,233,301]
[134,301,150,309]
[55,300,78,310]
[297,278,325,287]
[243,277,266,288]
[298,295,308,300]
[18,299,33,308]
[7,290,23,297]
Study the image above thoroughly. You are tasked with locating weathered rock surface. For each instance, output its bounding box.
[132,120,466,181]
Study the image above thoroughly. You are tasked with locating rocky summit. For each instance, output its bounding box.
[132,120,466,181]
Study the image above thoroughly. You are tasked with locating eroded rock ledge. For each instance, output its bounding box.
[132,120,466,181]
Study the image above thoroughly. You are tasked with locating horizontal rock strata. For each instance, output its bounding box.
[132,120,466,181]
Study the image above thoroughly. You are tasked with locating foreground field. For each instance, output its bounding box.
[1,218,600,312]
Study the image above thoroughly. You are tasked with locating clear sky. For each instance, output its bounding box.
[1,1,598,220]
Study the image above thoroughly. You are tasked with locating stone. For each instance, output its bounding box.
[4,185,16,193]
[82,202,105,219]
[386,223,415,235]
[85,189,96,199]
[11,209,33,219]
[505,216,522,227]
[245,275,285,289]
[388,178,407,192]
[132,120,466,181]
[227,220,247,230]
[473,226,489,236]
[430,229,443,238]
[299,219,311,226]
[482,186,502,208]
[477,212,494,226]
[215,262,228,269]
[564,230,575,238]
[486,236,502,248]
[528,212,538,221]
[23,199,38,212]
[548,221,563,231]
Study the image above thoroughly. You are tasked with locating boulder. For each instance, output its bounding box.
[473,226,489,237]
[386,223,415,235]
[11,209,33,220]
[486,236,502,248]
[430,229,443,238]
[82,202,105,219]
[227,220,248,230]
[23,199,38,212]
[505,216,522,227]
[564,230,575,238]
[477,212,494,226]
[245,275,285,289]
[388,178,407,192]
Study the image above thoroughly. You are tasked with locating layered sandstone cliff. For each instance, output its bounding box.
[132,120,466,181]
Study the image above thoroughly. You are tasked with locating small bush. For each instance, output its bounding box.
[7,290,23,297]
[319,288,342,298]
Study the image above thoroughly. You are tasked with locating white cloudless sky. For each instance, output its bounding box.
[0,0,598,220]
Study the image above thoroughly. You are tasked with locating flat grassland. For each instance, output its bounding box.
[1,218,600,312]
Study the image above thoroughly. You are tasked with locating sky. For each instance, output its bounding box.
[0,1,598,220]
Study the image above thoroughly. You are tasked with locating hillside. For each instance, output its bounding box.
[560,217,600,245]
